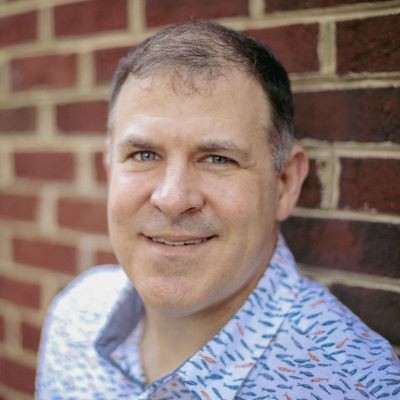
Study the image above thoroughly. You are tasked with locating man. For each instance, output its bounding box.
[37,21,400,399]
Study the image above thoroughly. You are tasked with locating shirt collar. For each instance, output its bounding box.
[95,235,302,399]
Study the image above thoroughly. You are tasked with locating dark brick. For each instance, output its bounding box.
[13,238,78,275]
[14,151,75,181]
[11,54,77,91]
[246,24,319,73]
[0,276,40,308]
[58,198,108,234]
[294,88,400,143]
[330,285,400,346]
[339,158,400,214]
[54,0,128,37]
[0,316,4,342]
[282,218,400,277]
[297,159,322,208]
[94,46,131,84]
[95,250,118,265]
[0,107,36,132]
[94,152,107,183]
[57,101,107,134]
[0,193,38,221]
[21,321,41,352]
[146,0,249,27]
[0,356,35,394]
[265,0,389,12]
[0,12,37,48]
[337,14,400,74]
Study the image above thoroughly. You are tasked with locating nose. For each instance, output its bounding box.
[150,163,204,218]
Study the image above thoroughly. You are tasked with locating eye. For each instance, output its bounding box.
[204,155,236,165]
[132,151,158,161]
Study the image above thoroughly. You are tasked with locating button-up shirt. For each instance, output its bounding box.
[36,236,400,399]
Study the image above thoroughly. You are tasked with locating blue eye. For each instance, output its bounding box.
[207,155,235,165]
[133,151,157,161]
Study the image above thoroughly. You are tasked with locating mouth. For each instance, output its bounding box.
[144,235,215,246]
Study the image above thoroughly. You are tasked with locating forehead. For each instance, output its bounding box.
[112,70,271,144]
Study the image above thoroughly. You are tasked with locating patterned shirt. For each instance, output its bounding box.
[36,236,400,400]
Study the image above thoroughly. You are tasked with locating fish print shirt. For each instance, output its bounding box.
[36,236,400,400]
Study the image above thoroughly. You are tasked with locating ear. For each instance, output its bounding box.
[276,145,309,221]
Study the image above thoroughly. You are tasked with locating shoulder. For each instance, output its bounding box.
[287,277,400,397]
[45,265,129,336]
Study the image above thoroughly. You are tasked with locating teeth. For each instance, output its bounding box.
[150,237,207,246]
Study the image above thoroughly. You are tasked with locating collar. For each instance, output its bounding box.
[95,235,302,399]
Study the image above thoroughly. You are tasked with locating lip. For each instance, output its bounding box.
[142,233,216,251]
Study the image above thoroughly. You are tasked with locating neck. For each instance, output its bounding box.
[140,266,267,384]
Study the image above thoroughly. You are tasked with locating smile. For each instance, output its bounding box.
[146,235,214,246]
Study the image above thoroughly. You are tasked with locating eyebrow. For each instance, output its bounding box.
[117,134,252,162]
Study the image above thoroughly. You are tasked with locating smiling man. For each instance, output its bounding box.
[37,21,400,399]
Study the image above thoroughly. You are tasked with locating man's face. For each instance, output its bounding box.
[107,70,286,317]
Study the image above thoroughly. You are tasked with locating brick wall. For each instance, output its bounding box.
[0,0,399,398]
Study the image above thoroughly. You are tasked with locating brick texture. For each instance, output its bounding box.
[294,88,400,142]
[0,2,399,398]
[14,151,75,181]
[339,158,400,214]
[337,15,400,74]
[58,198,108,234]
[0,11,37,47]
[54,0,128,37]
[95,250,118,265]
[94,46,131,84]
[297,159,322,208]
[0,193,38,221]
[330,285,400,346]
[0,356,36,394]
[146,0,249,27]
[21,321,42,352]
[94,152,107,183]
[0,276,41,308]
[265,0,389,11]
[0,107,36,132]
[13,237,78,275]
[246,24,319,73]
[11,54,77,91]
[282,218,400,277]
[57,101,108,134]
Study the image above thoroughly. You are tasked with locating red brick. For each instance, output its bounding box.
[294,88,400,143]
[0,106,36,132]
[13,237,78,275]
[0,193,38,221]
[297,159,322,208]
[146,0,249,27]
[11,54,77,91]
[95,250,118,265]
[14,151,75,181]
[57,101,107,134]
[94,46,131,84]
[0,12,37,48]
[330,285,400,345]
[0,316,4,342]
[58,198,108,234]
[246,24,319,73]
[337,15,400,74]
[265,0,389,12]
[282,218,400,277]
[94,152,107,183]
[0,276,40,308]
[21,321,41,352]
[54,0,128,37]
[339,158,400,214]
[0,356,35,394]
